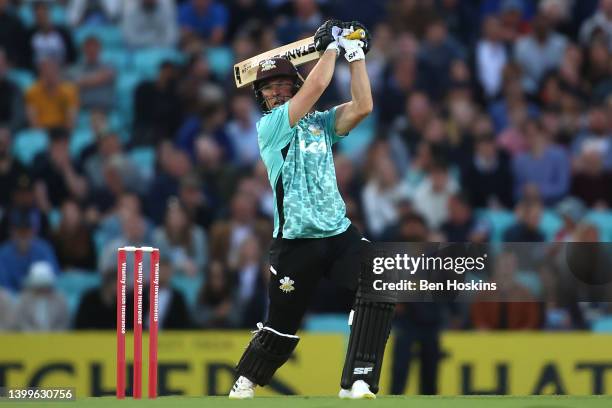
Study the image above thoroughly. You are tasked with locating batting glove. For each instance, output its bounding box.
[343,21,371,55]
[338,34,365,63]
[314,19,343,52]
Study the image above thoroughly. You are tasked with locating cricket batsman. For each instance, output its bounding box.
[229,20,396,399]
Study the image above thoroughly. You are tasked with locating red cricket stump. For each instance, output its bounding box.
[117,246,159,399]
[133,248,144,399]
[148,248,160,398]
[116,249,127,399]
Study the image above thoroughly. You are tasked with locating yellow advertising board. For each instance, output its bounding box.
[0,332,611,396]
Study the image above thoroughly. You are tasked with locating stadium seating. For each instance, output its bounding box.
[584,211,612,242]
[132,47,186,79]
[55,270,101,319]
[18,3,67,27]
[12,128,49,165]
[170,274,204,310]
[205,46,233,79]
[128,146,156,183]
[7,69,35,90]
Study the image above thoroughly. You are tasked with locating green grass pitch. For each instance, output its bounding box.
[9,396,612,408]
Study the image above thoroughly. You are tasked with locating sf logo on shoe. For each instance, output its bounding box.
[279,277,295,293]
[353,367,373,375]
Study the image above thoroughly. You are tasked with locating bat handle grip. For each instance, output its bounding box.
[344,29,365,40]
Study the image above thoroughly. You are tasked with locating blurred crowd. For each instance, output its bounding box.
[0,0,612,336]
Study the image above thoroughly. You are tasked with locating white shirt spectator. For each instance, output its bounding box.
[580,7,612,50]
[121,0,178,48]
[413,175,459,230]
[515,30,567,93]
[67,0,122,26]
[477,40,508,98]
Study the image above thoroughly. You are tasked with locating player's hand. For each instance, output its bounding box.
[338,35,365,63]
[314,19,343,52]
[342,21,371,55]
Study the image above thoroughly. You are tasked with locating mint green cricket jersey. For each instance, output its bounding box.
[257,101,351,239]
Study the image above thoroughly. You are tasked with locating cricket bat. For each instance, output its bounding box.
[233,29,365,88]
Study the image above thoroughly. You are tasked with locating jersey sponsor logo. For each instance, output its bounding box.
[308,124,322,137]
[299,139,327,154]
[279,276,295,293]
[353,367,374,375]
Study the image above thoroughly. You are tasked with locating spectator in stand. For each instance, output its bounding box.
[208,190,272,268]
[572,105,612,171]
[580,0,612,49]
[32,128,88,211]
[0,49,25,131]
[12,261,69,331]
[0,0,28,68]
[178,0,228,46]
[503,199,545,242]
[226,0,269,41]
[177,172,216,230]
[489,63,540,134]
[0,288,14,330]
[50,199,96,271]
[377,54,418,126]
[194,135,240,204]
[514,13,568,93]
[476,16,510,100]
[231,234,267,328]
[512,119,570,205]
[387,0,439,39]
[121,0,178,48]
[388,92,433,173]
[416,18,466,101]
[554,197,587,241]
[275,0,322,44]
[193,260,239,328]
[224,92,260,169]
[70,36,116,112]
[361,150,411,239]
[495,0,533,43]
[462,125,514,210]
[74,266,117,329]
[146,142,192,224]
[133,61,182,145]
[26,59,79,130]
[153,197,207,276]
[0,128,29,210]
[0,174,50,242]
[413,160,459,230]
[144,255,192,329]
[0,209,59,293]
[177,53,216,117]
[67,0,122,27]
[571,147,612,207]
[441,193,490,243]
[26,1,77,68]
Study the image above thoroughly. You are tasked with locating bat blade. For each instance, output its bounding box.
[234,36,320,88]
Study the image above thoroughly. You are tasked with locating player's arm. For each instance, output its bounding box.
[288,20,342,127]
[334,59,373,136]
[288,49,337,127]
[334,23,373,136]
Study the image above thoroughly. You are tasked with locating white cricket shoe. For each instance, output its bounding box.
[338,380,376,399]
[229,376,255,399]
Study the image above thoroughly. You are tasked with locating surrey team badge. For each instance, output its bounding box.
[279,277,295,293]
